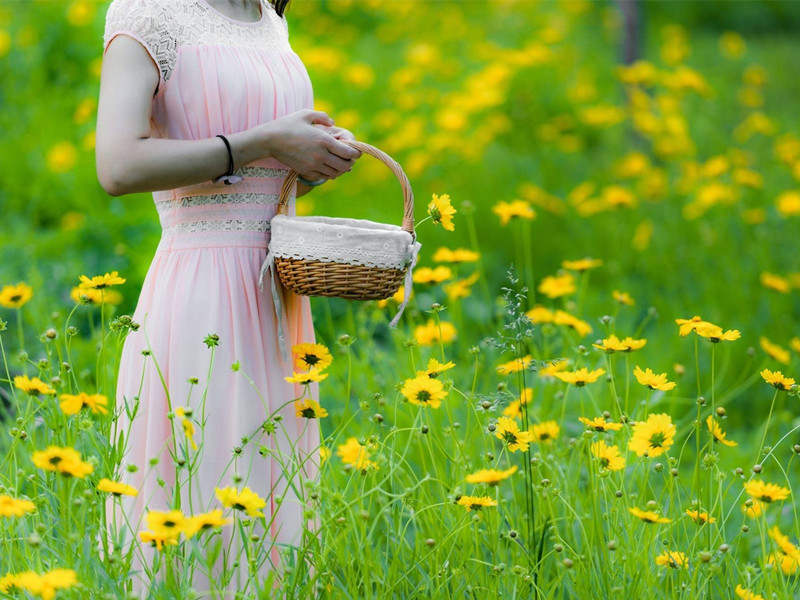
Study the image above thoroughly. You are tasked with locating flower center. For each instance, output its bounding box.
[649,432,666,448]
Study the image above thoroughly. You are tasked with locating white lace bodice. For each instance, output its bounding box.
[102,0,291,90]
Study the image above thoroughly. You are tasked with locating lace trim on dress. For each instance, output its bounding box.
[155,192,280,209]
[182,1,291,51]
[235,166,291,178]
[162,219,272,236]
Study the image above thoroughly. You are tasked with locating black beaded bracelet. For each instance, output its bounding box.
[212,134,243,185]
[297,174,328,187]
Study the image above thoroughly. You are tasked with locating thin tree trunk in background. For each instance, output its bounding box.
[617,0,644,152]
[617,0,640,64]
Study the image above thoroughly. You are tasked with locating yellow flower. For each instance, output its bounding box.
[553,310,592,336]
[215,486,267,517]
[294,398,328,419]
[525,305,555,324]
[760,369,795,391]
[432,247,480,263]
[760,336,790,365]
[320,445,331,464]
[706,415,737,447]
[742,500,766,518]
[456,495,497,511]
[768,525,800,563]
[139,529,179,551]
[537,272,576,299]
[401,375,447,409]
[675,315,712,336]
[694,322,741,343]
[465,465,517,486]
[529,420,559,444]
[59,392,109,416]
[416,357,456,378]
[633,366,676,391]
[443,271,480,301]
[655,550,688,569]
[612,289,635,306]
[562,257,602,271]
[735,585,765,600]
[767,551,799,576]
[760,272,791,293]
[96,478,138,497]
[0,282,33,308]
[685,509,716,524]
[14,568,78,600]
[496,354,533,375]
[502,389,533,419]
[579,105,626,128]
[183,509,232,539]
[492,199,536,226]
[628,413,676,458]
[376,285,409,308]
[67,1,96,27]
[590,440,625,471]
[413,266,453,284]
[32,446,93,478]
[0,495,36,517]
[629,506,671,523]
[14,375,56,396]
[70,286,123,305]
[336,436,379,471]
[593,335,646,353]
[552,367,605,387]
[427,193,456,231]
[719,31,746,59]
[78,271,126,290]
[46,141,79,173]
[174,406,198,451]
[776,190,800,217]
[494,416,535,452]
[744,479,790,503]
[413,319,457,346]
[291,342,333,372]
[538,359,569,380]
[285,368,329,385]
[145,509,188,539]
[579,416,623,432]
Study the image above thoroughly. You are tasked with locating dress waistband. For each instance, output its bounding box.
[152,160,293,251]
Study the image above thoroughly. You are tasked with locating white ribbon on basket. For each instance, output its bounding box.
[259,238,422,364]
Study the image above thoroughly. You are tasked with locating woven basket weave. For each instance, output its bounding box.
[259,139,421,362]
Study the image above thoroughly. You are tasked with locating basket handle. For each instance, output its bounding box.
[276,140,415,235]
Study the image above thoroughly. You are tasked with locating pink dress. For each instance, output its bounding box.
[101,0,320,594]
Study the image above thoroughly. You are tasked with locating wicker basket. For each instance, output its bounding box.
[259,139,422,361]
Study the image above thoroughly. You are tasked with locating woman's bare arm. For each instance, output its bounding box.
[96,34,360,197]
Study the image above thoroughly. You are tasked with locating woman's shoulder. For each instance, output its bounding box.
[103,0,185,88]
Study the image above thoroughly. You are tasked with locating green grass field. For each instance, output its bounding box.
[2,1,800,598]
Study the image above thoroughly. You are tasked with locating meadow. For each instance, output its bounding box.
[2,0,800,598]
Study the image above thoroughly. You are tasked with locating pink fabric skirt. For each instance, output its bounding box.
[103,233,321,597]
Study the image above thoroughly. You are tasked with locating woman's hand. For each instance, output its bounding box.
[259,109,361,182]
[317,125,362,175]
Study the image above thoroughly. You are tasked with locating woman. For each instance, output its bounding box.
[95,0,359,595]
